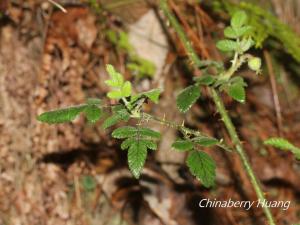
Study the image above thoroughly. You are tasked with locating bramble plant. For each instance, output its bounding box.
[38,63,229,185]
[38,7,277,224]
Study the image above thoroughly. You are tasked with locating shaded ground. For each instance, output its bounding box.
[0,1,300,225]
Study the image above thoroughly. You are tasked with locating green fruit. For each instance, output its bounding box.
[248,57,261,73]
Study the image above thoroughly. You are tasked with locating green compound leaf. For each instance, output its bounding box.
[264,137,300,159]
[228,83,246,103]
[112,126,160,140]
[112,126,137,139]
[230,76,248,87]
[121,137,135,150]
[264,138,295,150]
[121,81,132,97]
[37,105,87,124]
[107,90,123,99]
[194,75,216,86]
[143,89,162,103]
[116,127,159,157]
[128,141,148,178]
[102,114,121,129]
[138,127,161,139]
[143,140,157,150]
[172,139,194,151]
[216,39,238,52]
[112,105,126,113]
[102,108,130,129]
[239,38,254,52]
[121,137,157,151]
[186,151,216,188]
[192,137,219,147]
[131,88,162,104]
[84,105,103,123]
[231,10,247,29]
[224,26,252,39]
[176,85,200,113]
[105,64,124,88]
[224,27,237,39]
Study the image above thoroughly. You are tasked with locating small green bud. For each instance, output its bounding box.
[248,57,261,74]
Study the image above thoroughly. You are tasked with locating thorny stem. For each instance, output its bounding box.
[142,112,205,137]
[210,89,276,225]
[121,97,130,108]
[219,53,252,81]
[141,113,231,152]
[160,1,276,225]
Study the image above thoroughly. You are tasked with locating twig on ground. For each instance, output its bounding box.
[47,0,67,13]
[264,50,283,137]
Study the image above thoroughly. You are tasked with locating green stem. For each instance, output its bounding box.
[142,112,205,137]
[211,89,275,225]
[142,113,231,152]
[220,53,252,81]
[121,97,129,106]
[160,1,276,224]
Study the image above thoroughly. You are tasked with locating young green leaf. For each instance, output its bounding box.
[104,80,117,87]
[194,75,216,86]
[143,89,162,103]
[228,83,246,103]
[105,64,124,88]
[264,138,295,150]
[128,141,148,178]
[230,76,248,87]
[231,11,247,29]
[112,126,137,139]
[176,85,200,113]
[121,81,132,97]
[186,151,216,188]
[131,89,162,104]
[224,26,252,39]
[216,40,238,52]
[192,137,219,147]
[107,90,123,99]
[84,105,103,123]
[264,137,300,159]
[115,108,131,120]
[37,105,87,124]
[239,38,254,52]
[172,139,194,151]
